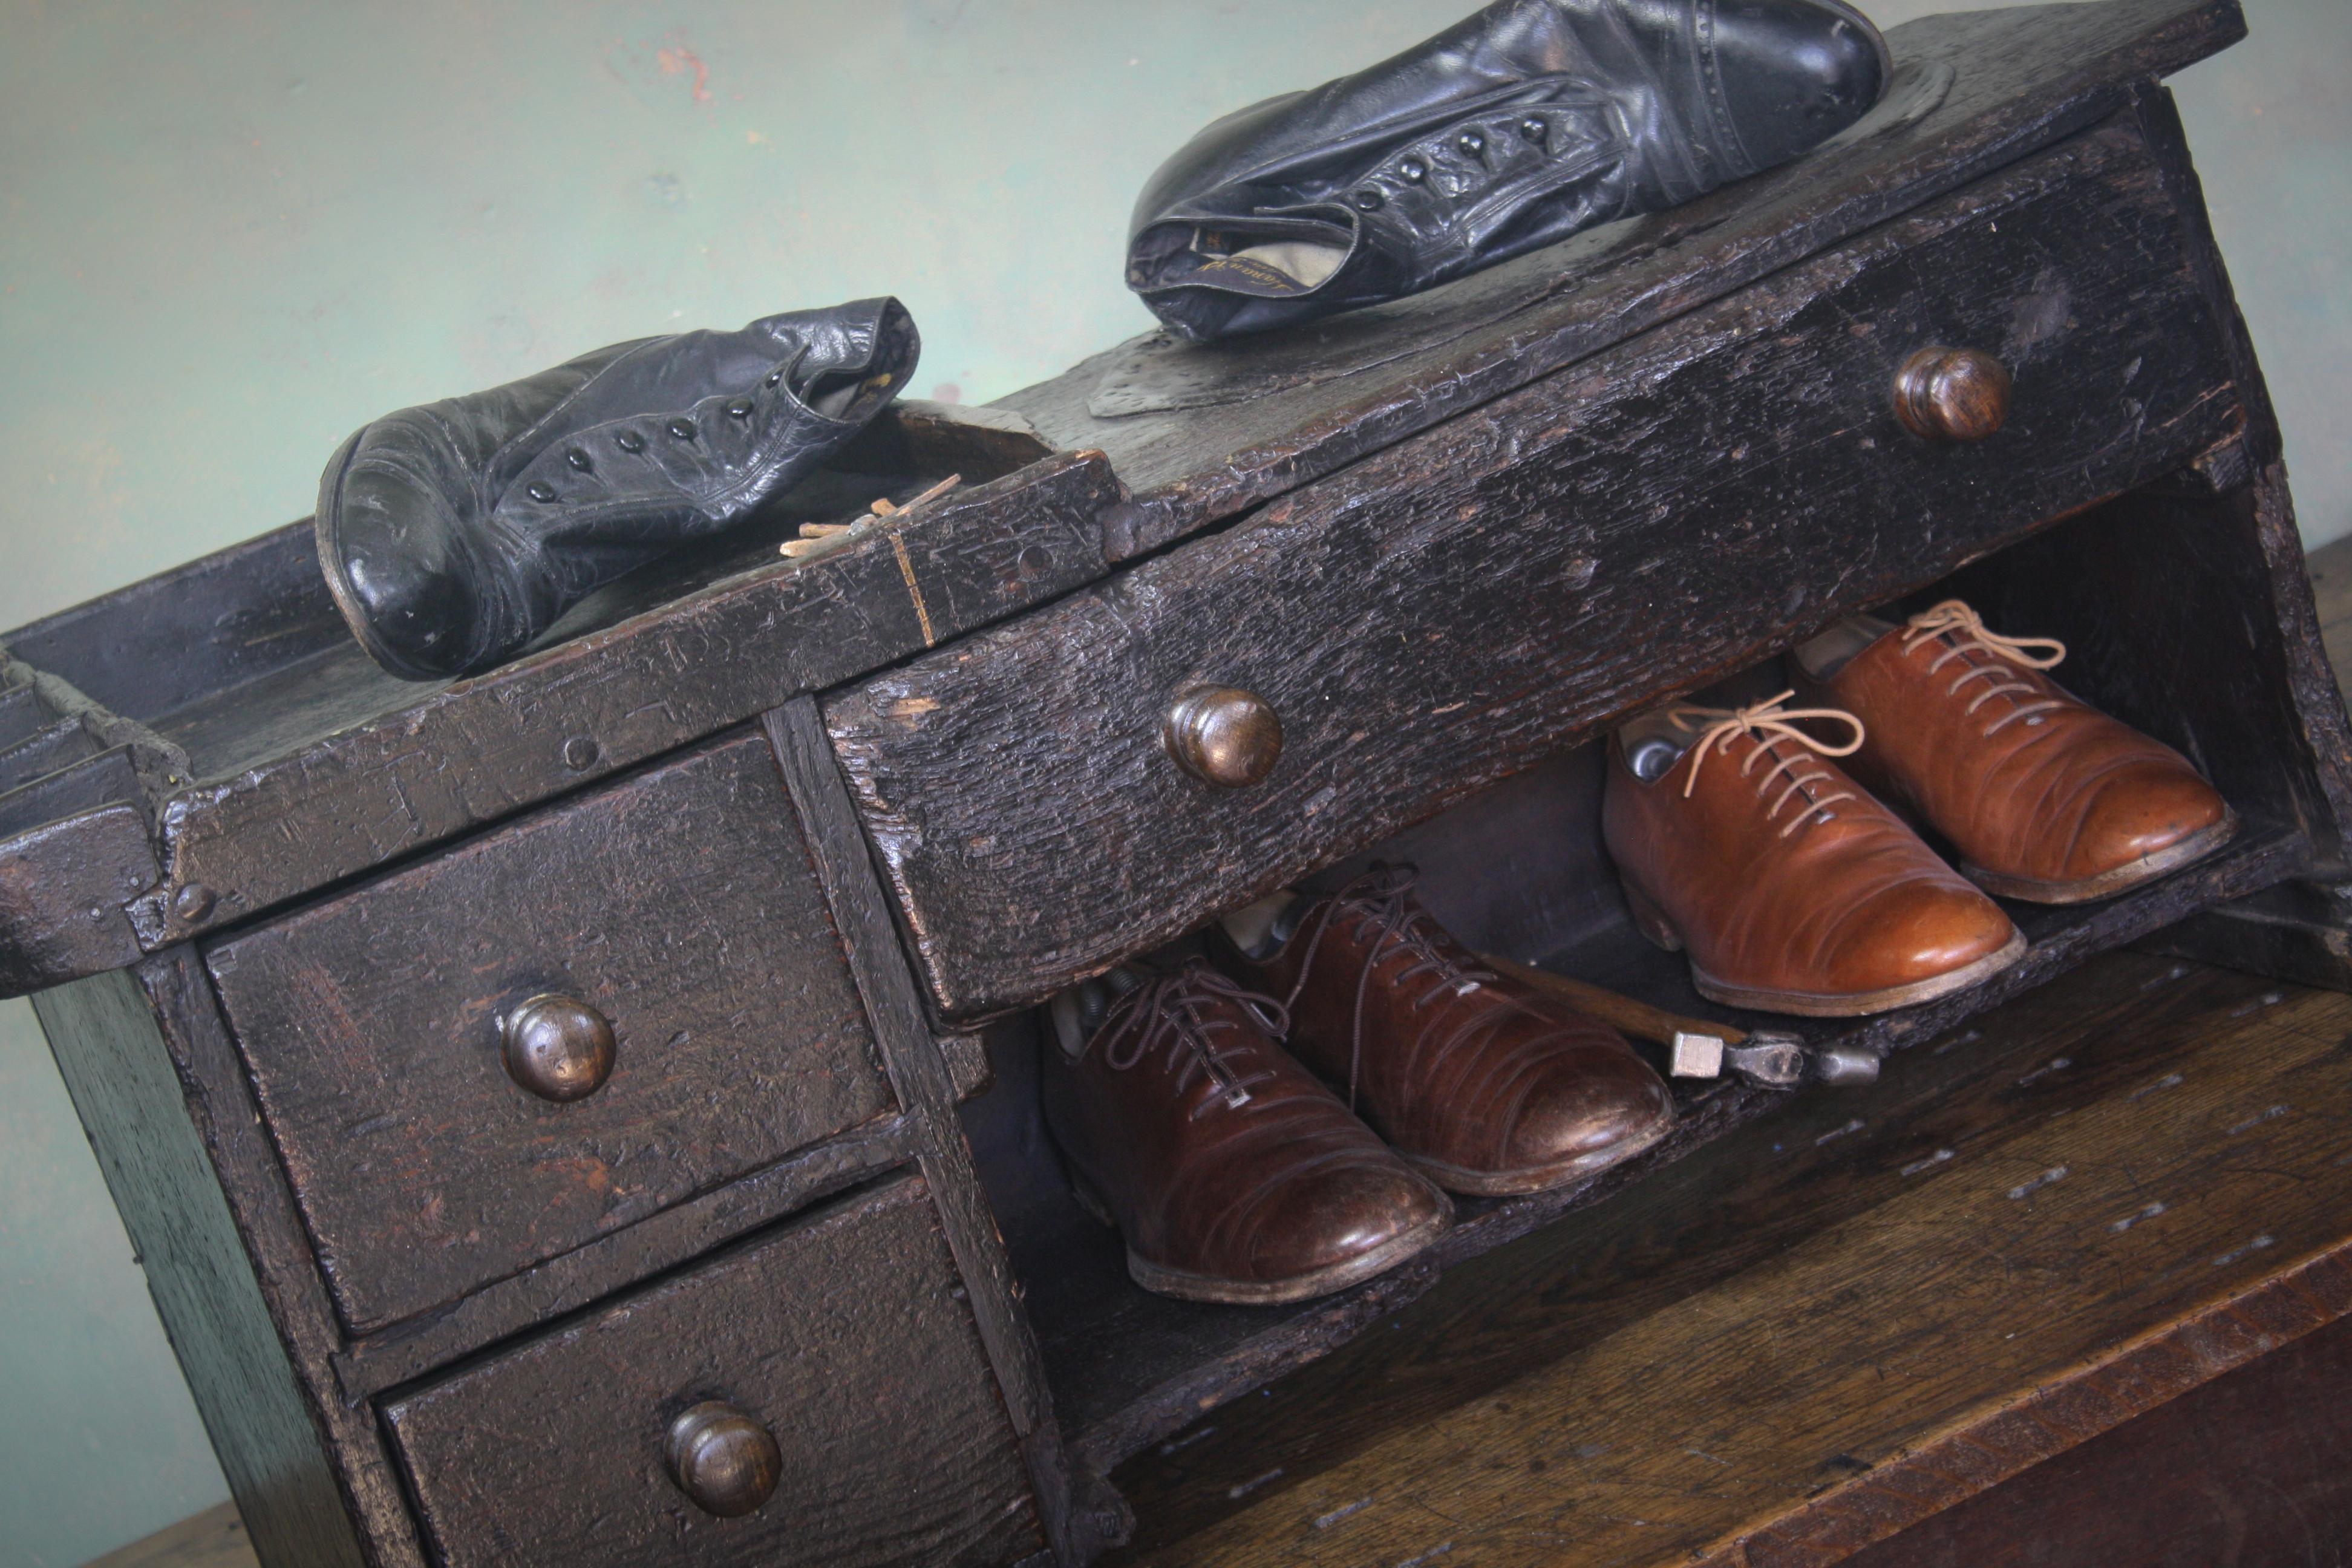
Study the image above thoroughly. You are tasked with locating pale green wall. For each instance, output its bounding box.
[1,2,2345,1563]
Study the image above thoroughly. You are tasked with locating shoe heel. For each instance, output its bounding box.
[1622,881,1685,954]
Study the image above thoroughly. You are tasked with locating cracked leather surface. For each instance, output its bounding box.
[1128,0,1889,341]
[316,298,918,681]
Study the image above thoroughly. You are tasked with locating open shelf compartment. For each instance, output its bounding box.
[958,465,2339,1477]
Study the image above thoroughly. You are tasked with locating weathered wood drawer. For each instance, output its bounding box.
[382,1171,1043,1568]
[206,728,893,1334]
[824,117,2247,1020]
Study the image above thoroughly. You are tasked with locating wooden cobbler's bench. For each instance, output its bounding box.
[20,1,2352,1562]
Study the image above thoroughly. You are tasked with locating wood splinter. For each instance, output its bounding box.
[780,474,966,558]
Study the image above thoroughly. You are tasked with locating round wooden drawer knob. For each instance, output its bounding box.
[1892,345,2011,443]
[666,1402,782,1518]
[501,993,616,1103]
[1164,685,1283,789]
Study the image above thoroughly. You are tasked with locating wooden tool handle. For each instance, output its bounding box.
[1483,953,1748,1047]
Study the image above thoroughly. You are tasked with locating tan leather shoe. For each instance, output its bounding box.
[1040,961,1450,1304]
[1794,601,2235,904]
[1603,693,2025,1016]
[1218,867,1674,1197]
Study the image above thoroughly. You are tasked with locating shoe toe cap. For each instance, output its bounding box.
[2066,765,2231,880]
[1503,1051,1675,1171]
[1245,1157,1446,1281]
[324,465,485,680]
[1836,878,2016,991]
[1713,0,1890,169]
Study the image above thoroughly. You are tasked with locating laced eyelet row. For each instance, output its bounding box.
[1669,691,1866,840]
[1093,962,1282,1117]
[1900,600,2068,739]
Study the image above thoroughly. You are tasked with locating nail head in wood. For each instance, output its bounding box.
[665,1400,783,1518]
[1163,685,1284,789]
[500,993,616,1103]
[1893,345,2011,442]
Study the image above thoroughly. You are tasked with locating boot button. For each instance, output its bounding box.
[1893,346,2011,442]
[1165,685,1283,789]
[501,994,616,1103]
[666,1402,782,1518]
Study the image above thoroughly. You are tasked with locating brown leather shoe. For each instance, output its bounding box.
[1794,601,2236,904]
[1040,961,1450,1304]
[1603,693,2025,1016]
[1218,867,1673,1197]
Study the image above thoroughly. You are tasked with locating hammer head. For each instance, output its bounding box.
[1724,1034,1806,1087]
[1667,1030,1727,1079]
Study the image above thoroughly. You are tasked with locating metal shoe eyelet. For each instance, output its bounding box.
[526,482,558,503]
[1351,189,1385,212]
[1457,129,1486,157]
[615,430,646,453]
[725,399,754,420]
[1398,157,1427,182]
[1520,116,1548,143]
[667,419,696,440]
[564,448,592,472]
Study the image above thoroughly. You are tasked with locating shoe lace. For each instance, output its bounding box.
[1095,961,1285,1119]
[1670,691,1867,839]
[1900,599,2068,738]
[1279,863,1518,1113]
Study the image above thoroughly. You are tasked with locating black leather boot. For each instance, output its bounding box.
[1127,0,1889,341]
[316,298,918,681]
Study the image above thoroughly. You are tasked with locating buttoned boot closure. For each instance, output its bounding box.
[1039,961,1451,1305]
[1602,692,2025,1016]
[1220,867,1673,1196]
[316,298,919,680]
[1794,602,2236,903]
[1127,0,1889,339]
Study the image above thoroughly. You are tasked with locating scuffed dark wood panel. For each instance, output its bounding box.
[0,801,157,997]
[33,962,401,1568]
[382,1173,1044,1568]
[0,2,2250,991]
[137,446,1121,956]
[1837,1308,2352,1568]
[830,119,2244,1019]
[1001,0,2244,552]
[207,728,893,1335]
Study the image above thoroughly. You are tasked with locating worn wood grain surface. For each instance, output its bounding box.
[83,1504,252,1568]
[36,958,414,1568]
[382,1173,1045,1568]
[1837,1307,2352,1567]
[1000,0,2243,553]
[1100,951,2352,1567]
[0,1,2249,1004]
[136,448,1119,959]
[831,116,2244,1021]
[204,728,893,1337]
[765,698,1117,1563]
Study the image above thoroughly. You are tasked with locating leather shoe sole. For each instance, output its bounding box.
[1403,1111,1671,1198]
[1628,881,2029,1016]
[1682,929,2027,1017]
[1070,1173,1453,1306]
[1961,809,2238,906]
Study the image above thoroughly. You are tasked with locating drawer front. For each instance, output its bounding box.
[382,1172,1042,1568]
[823,118,2246,1020]
[207,728,893,1333]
